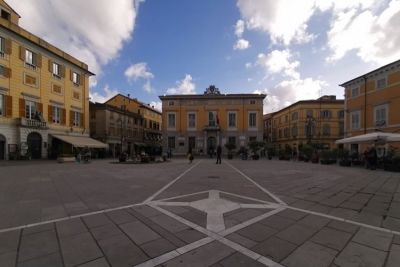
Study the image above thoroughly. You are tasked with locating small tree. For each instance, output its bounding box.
[225,142,236,159]
[248,141,264,160]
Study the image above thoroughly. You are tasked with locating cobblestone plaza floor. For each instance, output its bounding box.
[0,158,400,267]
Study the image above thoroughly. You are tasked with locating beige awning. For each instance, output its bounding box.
[52,135,108,148]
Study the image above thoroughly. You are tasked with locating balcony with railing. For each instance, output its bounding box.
[19,117,47,129]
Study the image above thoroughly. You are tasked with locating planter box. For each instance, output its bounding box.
[58,157,75,163]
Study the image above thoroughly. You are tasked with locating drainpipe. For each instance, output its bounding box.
[363,76,367,134]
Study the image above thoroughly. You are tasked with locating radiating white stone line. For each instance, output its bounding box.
[143,160,202,203]
[220,207,286,236]
[218,237,285,267]
[286,205,400,236]
[134,237,214,267]
[224,161,287,205]
[150,204,283,267]
[0,202,145,234]
[240,203,281,209]
[151,190,210,203]
[149,201,190,206]
[220,190,271,204]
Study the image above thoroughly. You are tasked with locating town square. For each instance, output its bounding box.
[1,0,400,266]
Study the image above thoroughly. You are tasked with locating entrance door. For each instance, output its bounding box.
[0,134,5,160]
[27,132,42,159]
[207,136,216,155]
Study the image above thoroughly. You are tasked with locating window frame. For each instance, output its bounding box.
[350,110,361,130]
[0,93,3,116]
[25,100,37,119]
[167,112,176,129]
[73,111,81,127]
[374,104,388,127]
[52,106,61,124]
[376,78,387,89]
[187,112,196,129]
[351,86,359,98]
[72,71,80,85]
[248,112,257,128]
[228,111,237,128]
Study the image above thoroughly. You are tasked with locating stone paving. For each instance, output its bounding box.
[0,158,399,266]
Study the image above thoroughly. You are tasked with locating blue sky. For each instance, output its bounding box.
[9,0,400,113]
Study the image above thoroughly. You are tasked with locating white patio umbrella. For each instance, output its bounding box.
[335,132,400,144]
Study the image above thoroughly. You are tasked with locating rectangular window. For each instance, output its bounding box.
[292,124,298,137]
[188,113,196,128]
[351,111,360,130]
[1,9,10,20]
[291,112,298,121]
[250,100,256,104]
[322,124,331,136]
[168,137,175,149]
[338,110,344,119]
[339,122,344,135]
[52,62,61,77]
[0,36,4,55]
[374,104,387,127]
[0,94,3,116]
[228,112,236,128]
[168,101,174,106]
[53,106,61,124]
[72,72,80,85]
[25,49,34,65]
[376,78,386,89]
[208,111,218,127]
[25,100,37,119]
[306,110,313,118]
[168,113,176,128]
[249,112,257,128]
[321,110,331,119]
[73,111,81,127]
[351,87,359,97]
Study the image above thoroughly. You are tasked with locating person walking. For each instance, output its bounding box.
[216,145,222,164]
[187,147,194,164]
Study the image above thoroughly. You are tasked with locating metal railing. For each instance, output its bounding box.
[19,117,47,128]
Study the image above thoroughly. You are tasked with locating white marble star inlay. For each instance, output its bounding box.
[151,190,279,233]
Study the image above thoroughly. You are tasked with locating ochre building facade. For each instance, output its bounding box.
[264,96,344,152]
[340,59,400,154]
[159,86,265,156]
[0,0,94,159]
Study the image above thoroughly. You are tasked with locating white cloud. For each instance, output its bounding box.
[237,0,316,45]
[245,62,252,68]
[149,101,162,112]
[257,49,300,79]
[90,85,119,103]
[235,19,245,37]
[255,78,327,114]
[8,0,140,87]
[166,74,196,95]
[326,0,400,64]
[124,63,154,92]
[234,39,250,50]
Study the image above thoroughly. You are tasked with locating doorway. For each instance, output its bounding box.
[27,132,42,159]
[0,134,5,160]
[207,136,216,155]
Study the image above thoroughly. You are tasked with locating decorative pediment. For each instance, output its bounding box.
[204,85,221,95]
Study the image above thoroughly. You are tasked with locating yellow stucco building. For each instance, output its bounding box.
[264,95,344,152]
[159,85,265,155]
[340,59,400,154]
[0,0,97,159]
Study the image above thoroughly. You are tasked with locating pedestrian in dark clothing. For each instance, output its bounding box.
[216,145,222,164]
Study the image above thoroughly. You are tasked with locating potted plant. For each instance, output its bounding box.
[248,141,264,160]
[384,147,400,172]
[224,142,236,159]
[338,148,351,167]
[299,144,313,162]
[266,144,275,160]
